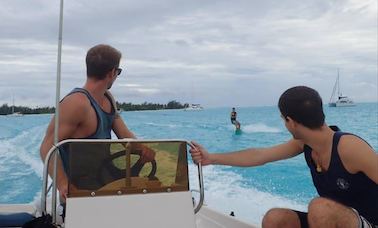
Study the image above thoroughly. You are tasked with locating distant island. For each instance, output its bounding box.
[117,100,189,111]
[0,100,189,115]
[0,104,55,115]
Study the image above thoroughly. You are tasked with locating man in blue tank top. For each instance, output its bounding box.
[190,86,378,228]
[40,44,155,201]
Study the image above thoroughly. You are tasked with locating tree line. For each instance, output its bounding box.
[0,100,189,115]
[0,104,55,115]
[117,100,189,111]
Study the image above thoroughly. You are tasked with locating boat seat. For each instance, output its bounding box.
[0,212,35,227]
[0,204,36,227]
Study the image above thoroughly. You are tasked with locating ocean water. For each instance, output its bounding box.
[0,103,377,225]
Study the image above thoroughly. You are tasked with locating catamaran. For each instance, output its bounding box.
[184,104,204,111]
[0,1,258,227]
[328,69,355,107]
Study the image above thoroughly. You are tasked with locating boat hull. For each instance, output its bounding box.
[329,98,355,107]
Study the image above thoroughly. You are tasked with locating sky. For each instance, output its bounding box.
[0,0,377,108]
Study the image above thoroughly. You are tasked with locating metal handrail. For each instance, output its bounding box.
[194,162,204,213]
[40,138,205,222]
[187,141,204,213]
[41,144,58,214]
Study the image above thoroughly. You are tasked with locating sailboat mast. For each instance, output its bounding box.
[337,68,340,98]
[329,69,338,103]
[11,95,14,114]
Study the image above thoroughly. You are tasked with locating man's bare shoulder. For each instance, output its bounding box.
[61,92,90,109]
[59,92,92,121]
[338,134,376,171]
[338,134,372,155]
[288,138,305,151]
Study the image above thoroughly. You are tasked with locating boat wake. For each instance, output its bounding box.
[189,164,306,225]
[237,123,281,133]
[0,125,46,178]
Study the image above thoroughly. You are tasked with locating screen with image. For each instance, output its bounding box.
[61,140,189,197]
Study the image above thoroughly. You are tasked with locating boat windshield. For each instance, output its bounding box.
[61,141,189,197]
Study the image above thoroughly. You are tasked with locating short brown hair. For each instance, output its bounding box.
[278,86,325,129]
[86,44,122,80]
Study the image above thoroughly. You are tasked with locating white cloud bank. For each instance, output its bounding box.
[0,0,376,107]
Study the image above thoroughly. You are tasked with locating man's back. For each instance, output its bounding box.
[60,88,114,139]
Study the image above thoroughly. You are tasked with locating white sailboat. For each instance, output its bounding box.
[328,69,355,107]
[184,103,204,111]
[7,96,23,117]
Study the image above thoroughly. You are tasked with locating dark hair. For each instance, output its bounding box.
[86,44,122,80]
[278,86,325,129]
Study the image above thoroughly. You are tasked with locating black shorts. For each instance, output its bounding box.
[292,210,308,228]
[231,119,236,124]
[292,210,378,228]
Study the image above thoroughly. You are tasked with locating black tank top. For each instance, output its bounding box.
[304,131,378,224]
[231,111,236,120]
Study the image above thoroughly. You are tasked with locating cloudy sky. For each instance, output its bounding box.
[0,0,376,108]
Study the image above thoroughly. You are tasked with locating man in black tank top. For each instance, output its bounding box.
[190,86,378,228]
[230,107,241,129]
[40,44,155,201]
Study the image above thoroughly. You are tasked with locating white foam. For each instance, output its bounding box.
[241,123,282,133]
[144,122,180,128]
[0,124,46,179]
[189,164,306,226]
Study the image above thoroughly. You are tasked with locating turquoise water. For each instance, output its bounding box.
[0,103,377,224]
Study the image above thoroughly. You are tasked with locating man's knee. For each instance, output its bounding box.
[308,197,359,227]
[308,197,333,218]
[308,197,339,224]
[262,208,300,228]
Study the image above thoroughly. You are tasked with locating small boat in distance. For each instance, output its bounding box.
[328,69,355,107]
[184,104,204,111]
[7,112,23,117]
[6,96,23,117]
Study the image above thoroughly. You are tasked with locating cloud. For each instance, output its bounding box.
[0,0,376,107]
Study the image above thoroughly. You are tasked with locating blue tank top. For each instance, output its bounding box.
[67,88,115,139]
[304,131,378,224]
[59,88,116,176]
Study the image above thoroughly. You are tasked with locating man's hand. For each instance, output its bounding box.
[189,141,212,166]
[139,145,156,163]
[57,179,68,201]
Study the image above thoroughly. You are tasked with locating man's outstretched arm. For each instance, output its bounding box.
[190,139,303,167]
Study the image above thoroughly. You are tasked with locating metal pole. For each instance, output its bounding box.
[52,0,64,223]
